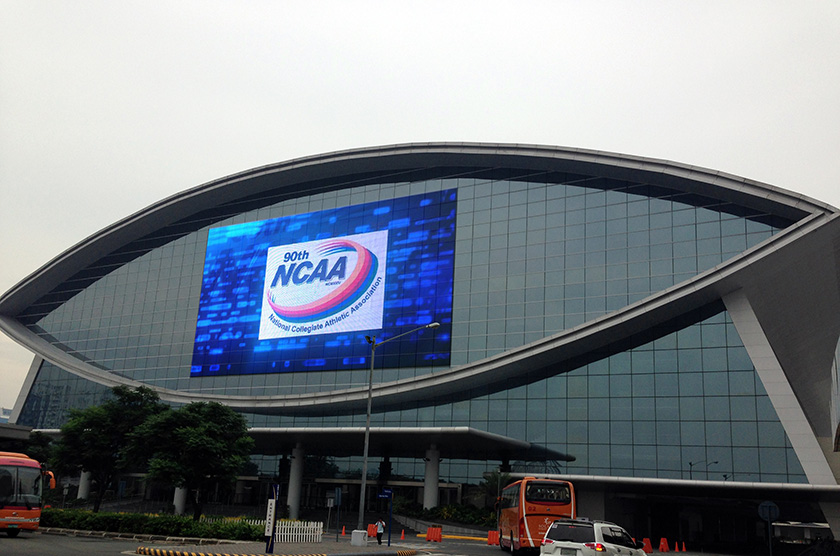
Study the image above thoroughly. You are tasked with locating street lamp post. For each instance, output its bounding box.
[688,460,718,480]
[356,321,440,531]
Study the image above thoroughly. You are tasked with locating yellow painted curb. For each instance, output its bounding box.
[136,547,418,556]
[136,548,323,556]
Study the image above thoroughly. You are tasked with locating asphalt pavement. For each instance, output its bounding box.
[42,526,444,556]
[39,526,749,556]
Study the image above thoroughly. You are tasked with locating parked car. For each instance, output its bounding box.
[540,518,646,556]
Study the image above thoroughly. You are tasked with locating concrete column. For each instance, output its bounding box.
[287,443,305,520]
[725,291,837,485]
[234,479,246,504]
[423,444,440,509]
[173,487,188,515]
[819,501,840,542]
[77,471,91,499]
[576,486,606,521]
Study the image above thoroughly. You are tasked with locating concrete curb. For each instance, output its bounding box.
[39,526,242,545]
[135,549,273,556]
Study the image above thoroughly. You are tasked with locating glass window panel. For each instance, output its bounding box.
[720,218,747,236]
[657,422,680,446]
[758,421,787,448]
[733,447,759,476]
[704,397,731,420]
[706,422,732,446]
[680,396,704,420]
[730,397,757,421]
[568,376,588,398]
[632,397,656,421]
[697,238,720,256]
[721,234,747,254]
[589,421,609,439]
[654,349,678,372]
[697,221,721,239]
[702,348,728,370]
[633,421,655,444]
[703,372,729,396]
[759,447,788,475]
[632,374,654,397]
[608,375,631,398]
[568,421,587,443]
[610,397,632,420]
[728,371,755,395]
[656,397,680,421]
[587,375,610,397]
[680,421,705,444]
[731,422,758,447]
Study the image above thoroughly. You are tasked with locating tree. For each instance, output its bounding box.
[0,430,53,463]
[24,431,54,465]
[479,470,511,509]
[52,385,167,512]
[132,401,254,520]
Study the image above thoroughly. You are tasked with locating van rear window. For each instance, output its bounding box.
[525,482,571,503]
[546,523,594,543]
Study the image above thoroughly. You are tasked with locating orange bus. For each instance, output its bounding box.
[498,477,576,553]
[0,452,55,538]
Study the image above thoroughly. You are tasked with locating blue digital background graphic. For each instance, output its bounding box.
[190,190,456,377]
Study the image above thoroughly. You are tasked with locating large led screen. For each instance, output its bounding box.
[190,190,456,377]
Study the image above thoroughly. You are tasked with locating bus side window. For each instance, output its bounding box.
[0,470,12,501]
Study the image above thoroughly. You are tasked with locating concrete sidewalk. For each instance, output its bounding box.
[42,527,427,556]
[135,535,428,556]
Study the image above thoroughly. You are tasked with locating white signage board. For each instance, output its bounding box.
[264,499,276,537]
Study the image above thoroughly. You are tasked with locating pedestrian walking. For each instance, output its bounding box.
[375,517,386,545]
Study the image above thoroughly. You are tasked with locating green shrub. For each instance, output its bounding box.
[116,513,152,533]
[40,508,263,540]
[212,519,264,540]
[139,514,194,536]
[180,519,214,538]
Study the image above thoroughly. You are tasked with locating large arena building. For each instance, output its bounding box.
[3,143,840,545]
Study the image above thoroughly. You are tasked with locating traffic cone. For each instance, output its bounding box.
[401,529,405,540]
[342,526,346,536]
[682,542,687,552]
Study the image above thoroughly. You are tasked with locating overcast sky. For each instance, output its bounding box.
[1,1,839,410]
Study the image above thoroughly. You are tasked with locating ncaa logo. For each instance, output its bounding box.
[259,230,388,339]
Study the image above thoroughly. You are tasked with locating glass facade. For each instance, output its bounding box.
[15,169,806,484]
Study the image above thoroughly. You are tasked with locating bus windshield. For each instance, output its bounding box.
[525,481,571,504]
[0,465,43,509]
